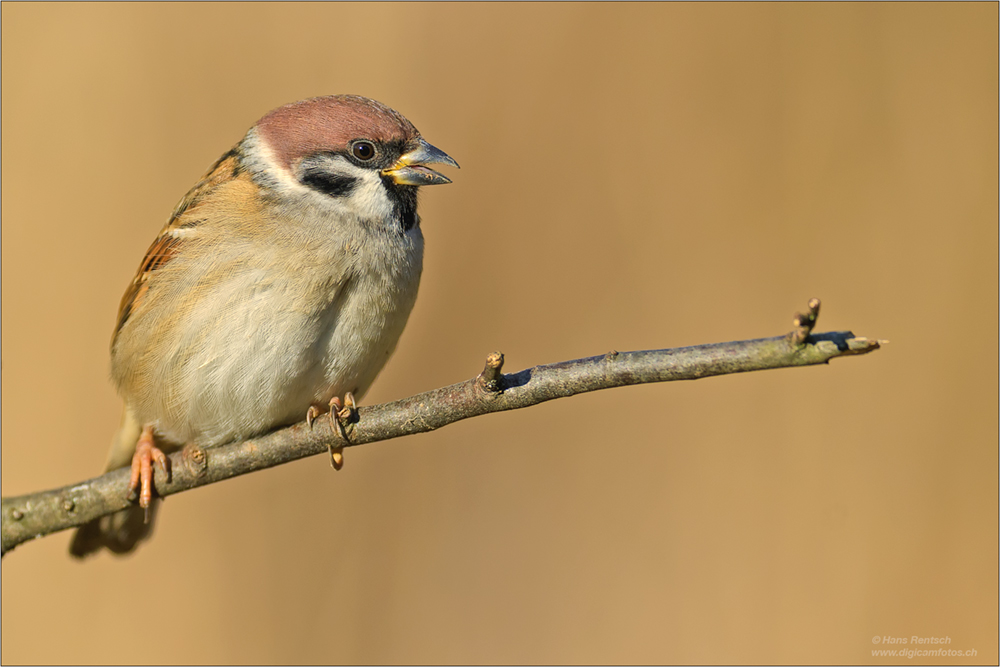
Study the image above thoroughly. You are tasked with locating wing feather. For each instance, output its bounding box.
[113,148,243,346]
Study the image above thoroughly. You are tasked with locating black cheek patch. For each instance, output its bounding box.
[300,171,359,197]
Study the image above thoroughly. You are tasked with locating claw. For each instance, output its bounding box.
[326,393,357,470]
[306,405,321,428]
[127,426,169,522]
[340,392,357,420]
[151,447,169,472]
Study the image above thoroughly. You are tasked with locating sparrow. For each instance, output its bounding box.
[69,95,457,557]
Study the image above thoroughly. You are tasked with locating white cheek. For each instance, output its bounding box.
[246,133,396,227]
[348,173,396,220]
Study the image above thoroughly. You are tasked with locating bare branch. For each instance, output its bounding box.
[1,299,882,555]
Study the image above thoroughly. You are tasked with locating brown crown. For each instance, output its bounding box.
[255,95,420,169]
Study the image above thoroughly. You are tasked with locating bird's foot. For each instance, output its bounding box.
[326,392,357,470]
[127,425,170,523]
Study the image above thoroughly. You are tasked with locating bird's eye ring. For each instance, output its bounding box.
[351,141,376,161]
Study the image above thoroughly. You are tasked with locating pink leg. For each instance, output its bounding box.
[127,425,169,522]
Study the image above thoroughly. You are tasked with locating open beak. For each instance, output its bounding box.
[382,137,459,186]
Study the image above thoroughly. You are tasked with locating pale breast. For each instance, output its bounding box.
[112,221,424,447]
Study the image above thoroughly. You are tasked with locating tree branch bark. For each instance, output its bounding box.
[1,299,882,555]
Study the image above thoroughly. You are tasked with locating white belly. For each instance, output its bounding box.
[113,227,423,447]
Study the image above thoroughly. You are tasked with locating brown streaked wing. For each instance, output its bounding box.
[112,146,244,347]
[164,148,242,227]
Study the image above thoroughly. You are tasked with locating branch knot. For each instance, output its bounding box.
[789,298,821,346]
[476,351,505,393]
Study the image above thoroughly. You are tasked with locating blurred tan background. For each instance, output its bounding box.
[2,3,996,665]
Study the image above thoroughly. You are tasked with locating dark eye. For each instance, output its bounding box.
[351,141,376,161]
